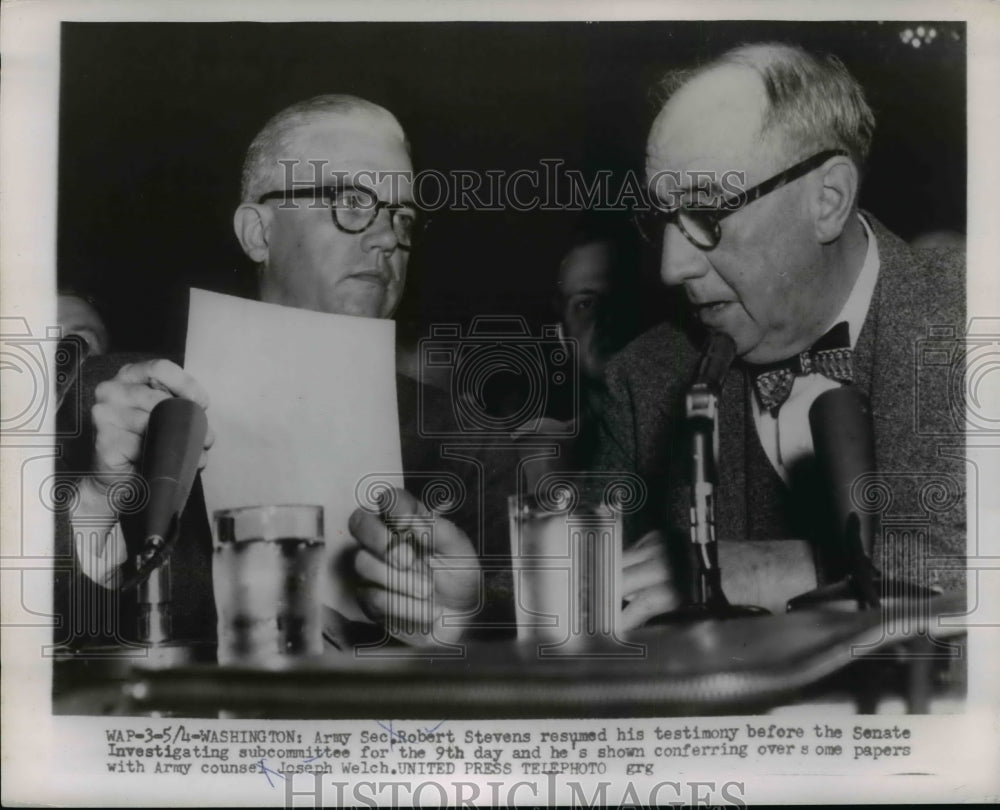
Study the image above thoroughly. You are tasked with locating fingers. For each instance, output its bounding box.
[91,396,166,437]
[620,529,681,629]
[91,359,213,478]
[629,529,668,552]
[115,359,210,408]
[422,516,477,559]
[348,508,428,562]
[348,491,480,641]
[622,555,673,603]
[354,548,431,598]
[95,378,171,415]
[620,584,682,631]
[91,402,145,474]
[622,541,664,569]
[358,584,471,647]
[348,509,394,558]
[379,487,430,522]
[348,487,436,559]
[348,489,478,631]
[622,531,672,601]
[357,586,435,628]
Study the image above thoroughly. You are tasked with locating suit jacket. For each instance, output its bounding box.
[54,358,518,648]
[593,215,966,593]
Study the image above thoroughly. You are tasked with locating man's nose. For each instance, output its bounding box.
[361,207,400,253]
[660,224,708,286]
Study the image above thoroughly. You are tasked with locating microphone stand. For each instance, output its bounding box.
[118,399,210,667]
[132,540,175,646]
[785,386,952,714]
[651,334,768,624]
[786,514,941,612]
[787,386,941,613]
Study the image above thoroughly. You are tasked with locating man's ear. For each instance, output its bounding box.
[233,203,273,263]
[812,155,859,244]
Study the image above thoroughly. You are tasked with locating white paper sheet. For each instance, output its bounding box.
[184,288,401,619]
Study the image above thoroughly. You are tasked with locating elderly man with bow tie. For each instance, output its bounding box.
[596,42,966,628]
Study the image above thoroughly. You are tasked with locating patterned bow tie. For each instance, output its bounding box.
[747,321,854,414]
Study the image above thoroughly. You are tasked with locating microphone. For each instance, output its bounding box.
[648,329,769,621]
[808,385,880,606]
[121,397,208,590]
[809,385,876,556]
[691,331,737,394]
[685,332,737,526]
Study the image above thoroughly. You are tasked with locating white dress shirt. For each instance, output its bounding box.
[751,214,880,483]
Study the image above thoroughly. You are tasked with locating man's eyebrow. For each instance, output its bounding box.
[324,182,416,206]
[676,178,726,196]
[649,177,729,206]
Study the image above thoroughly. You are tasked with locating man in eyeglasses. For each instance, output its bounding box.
[597,43,965,627]
[236,96,414,319]
[65,95,506,649]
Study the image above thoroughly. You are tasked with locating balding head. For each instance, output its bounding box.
[240,94,409,203]
[655,43,875,179]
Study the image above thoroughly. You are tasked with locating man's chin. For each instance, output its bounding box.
[690,312,764,362]
[322,291,393,320]
[740,340,794,365]
[338,278,404,320]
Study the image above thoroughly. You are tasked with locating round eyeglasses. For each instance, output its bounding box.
[257,184,423,249]
[634,149,849,251]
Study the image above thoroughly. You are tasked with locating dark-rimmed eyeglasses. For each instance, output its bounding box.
[257,184,423,249]
[635,149,849,251]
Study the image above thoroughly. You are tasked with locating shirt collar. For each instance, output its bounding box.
[831,212,880,349]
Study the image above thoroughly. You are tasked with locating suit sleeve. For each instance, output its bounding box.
[590,358,660,545]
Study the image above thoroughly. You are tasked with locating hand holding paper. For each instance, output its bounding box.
[184,289,403,621]
[349,487,480,646]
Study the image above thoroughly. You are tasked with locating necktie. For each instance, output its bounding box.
[747,321,853,415]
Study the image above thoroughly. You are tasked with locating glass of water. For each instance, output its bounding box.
[509,475,627,654]
[212,504,325,666]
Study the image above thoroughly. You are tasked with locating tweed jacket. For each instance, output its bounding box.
[593,215,966,592]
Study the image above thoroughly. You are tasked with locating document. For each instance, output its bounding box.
[184,288,401,618]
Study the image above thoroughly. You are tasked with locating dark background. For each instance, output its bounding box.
[58,21,966,357]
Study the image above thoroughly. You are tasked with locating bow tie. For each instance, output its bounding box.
[747,321,854,414]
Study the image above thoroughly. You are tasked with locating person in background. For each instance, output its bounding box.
[554,217,641,391]
[537,217,643,471]
[58,290,111,357]
[56,290,111,411]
